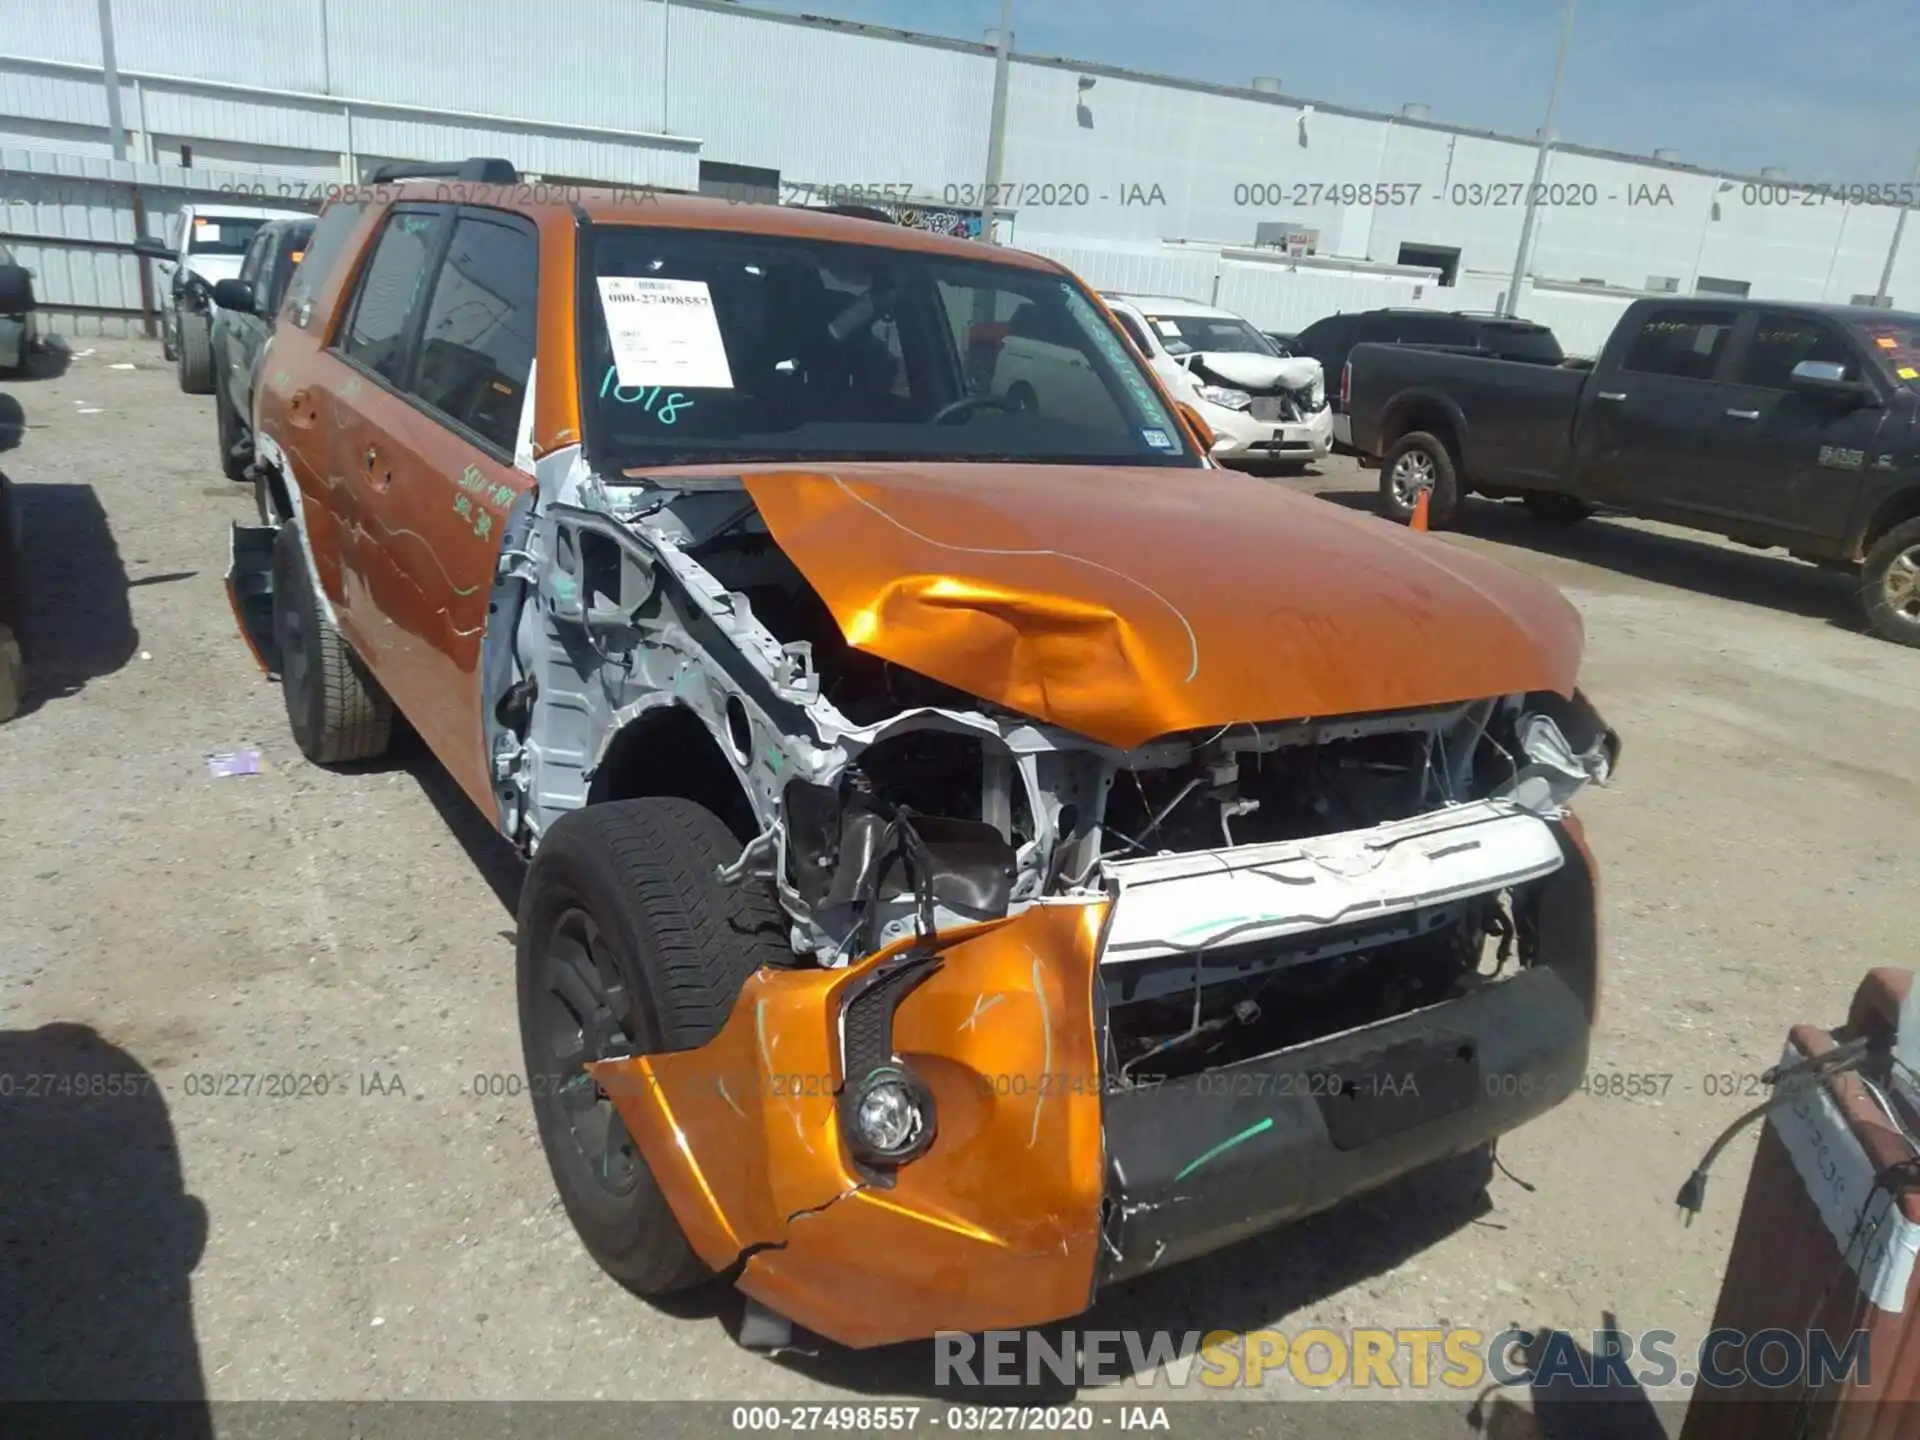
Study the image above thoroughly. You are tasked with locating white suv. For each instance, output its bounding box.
[1103,293,1332,468]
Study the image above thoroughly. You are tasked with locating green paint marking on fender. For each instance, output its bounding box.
[1173,1116,1275,1182]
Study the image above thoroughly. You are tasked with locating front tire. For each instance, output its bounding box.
[517,798,789,1296]
[1379,431,1462,529]
[1861,518,1920,648]
[270,524,393,763]
[176,311,213,394]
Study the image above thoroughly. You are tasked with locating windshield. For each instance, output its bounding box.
[188,216,268,258]
[1852,315,1920,390]
[1144,312,1275,358]
[581,226,1198,469]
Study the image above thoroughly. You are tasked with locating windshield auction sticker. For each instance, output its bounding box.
[597,276,736,389]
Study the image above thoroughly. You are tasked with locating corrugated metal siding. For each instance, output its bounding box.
[7,1,1920,308]
[0,0,102,64]
[669,4,990,181]
[107,0,326,93]
[326,0,666,132]
[0,148,324,333]
[1012,239,1218,305]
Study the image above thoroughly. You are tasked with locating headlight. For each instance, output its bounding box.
[1196,384,1252,411]
[844,1063,936,1164]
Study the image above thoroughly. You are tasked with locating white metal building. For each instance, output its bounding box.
[4,0,1917,351]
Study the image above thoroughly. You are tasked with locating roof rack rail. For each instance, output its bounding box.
[361,158,521,185]
[809,202,898,224]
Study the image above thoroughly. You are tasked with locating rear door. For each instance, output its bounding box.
[329,204,538,799]
[1582,305,1742,510]
[1701,311,1881,540]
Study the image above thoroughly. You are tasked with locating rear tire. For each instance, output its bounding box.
[215,382,250,483]
[271,524,393,763]
[517,797,788,1296]
[1379,431,1462,529]
[1522,491,1594,525]
[176,311,213,394]
[1861,517,1920,648]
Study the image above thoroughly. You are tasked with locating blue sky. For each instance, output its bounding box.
[743,0,1920,182]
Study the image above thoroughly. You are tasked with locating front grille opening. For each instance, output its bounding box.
[1100,897,1515,1085]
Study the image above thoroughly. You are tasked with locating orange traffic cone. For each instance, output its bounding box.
[1410,486,1430,532]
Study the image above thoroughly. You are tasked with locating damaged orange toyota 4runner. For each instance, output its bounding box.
[233,158,1618,1350]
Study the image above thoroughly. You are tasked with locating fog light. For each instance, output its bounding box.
[846,1064,935,1164]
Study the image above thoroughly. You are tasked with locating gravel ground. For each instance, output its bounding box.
[4,338,1918,1433]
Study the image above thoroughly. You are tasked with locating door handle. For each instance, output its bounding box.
[1597,391,1627,402]
[1724,408,1760,420]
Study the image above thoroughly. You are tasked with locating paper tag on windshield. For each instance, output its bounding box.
[597,277,735,389]
[1154,319,1182,337]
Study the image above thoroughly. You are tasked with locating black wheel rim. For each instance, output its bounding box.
[534,905,644,1196]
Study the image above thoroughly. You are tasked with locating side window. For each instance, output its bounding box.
[337,208,447,386]
[409,212,540,453]
[1394,314,1458,345]
[1621,308,1739,380]
[264,227,311,314]
[237,229,272,290]
[1112,309,1154,356]
[1737,314,1858,391]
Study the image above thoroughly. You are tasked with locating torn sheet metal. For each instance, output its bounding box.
[593,899,1109,1348]
[739,463,1586,749]
[1098,799,1565,963]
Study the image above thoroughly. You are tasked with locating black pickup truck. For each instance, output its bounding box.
[1345,297,1920,646]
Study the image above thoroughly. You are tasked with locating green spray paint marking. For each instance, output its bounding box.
[1173,1116,1275,1182]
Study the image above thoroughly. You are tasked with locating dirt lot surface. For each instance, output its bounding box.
[5,339,1919,1433]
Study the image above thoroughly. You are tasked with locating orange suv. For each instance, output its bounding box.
[235,158,1616,1350]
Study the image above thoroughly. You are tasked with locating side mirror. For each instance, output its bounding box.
[0,263,33,313]
[211,278,256,315]
[1789,358,1879,407]
[132,235,174,262]
[1175,402,1217,454]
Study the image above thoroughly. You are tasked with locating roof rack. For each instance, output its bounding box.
[809,202,898,224]
[361,158,521,185]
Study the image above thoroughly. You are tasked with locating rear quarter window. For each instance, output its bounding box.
[285,199,369,319]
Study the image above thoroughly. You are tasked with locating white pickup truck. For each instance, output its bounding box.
[134,201,308,393]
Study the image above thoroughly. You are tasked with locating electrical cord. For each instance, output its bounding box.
[1674,1034,1875,1225]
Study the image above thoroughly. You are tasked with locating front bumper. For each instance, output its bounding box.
[595,813,1597,1348]
[1100,963,1588,1281]
[1208,400,1334,464]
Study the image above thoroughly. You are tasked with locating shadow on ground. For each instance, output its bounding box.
[6,481,138,718]
[1468,1316,1682,1439]
[1310,484,1859,632]
[768,1145,1502,1403]
[0,1023,211,1434]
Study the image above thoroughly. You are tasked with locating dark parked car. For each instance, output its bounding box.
[1293,309,1564,447]
[209,217,314,482]
[1344,297,1920,647]
[0,244,36,376]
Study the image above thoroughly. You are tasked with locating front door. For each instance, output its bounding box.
[1702,311,1880,542]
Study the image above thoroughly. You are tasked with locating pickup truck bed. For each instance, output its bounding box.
[1343,297,1920,646]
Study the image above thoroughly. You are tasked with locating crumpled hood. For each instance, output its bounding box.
[1188,351,1322,392]
[738,462,1583,750]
